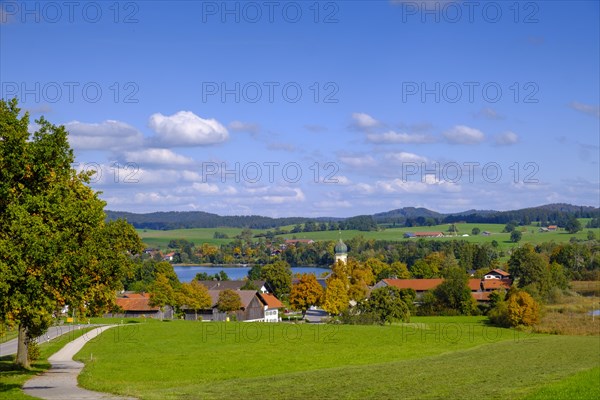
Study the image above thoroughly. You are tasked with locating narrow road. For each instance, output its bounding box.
[1,325,90,357]
[23,325,136,400]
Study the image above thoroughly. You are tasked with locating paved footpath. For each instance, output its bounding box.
[23,325,137,400]
[1,325,87,357]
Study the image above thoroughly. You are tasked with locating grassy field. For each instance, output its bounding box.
[0,327,95,400]
[74,317,600,399]
[138,222,598,251]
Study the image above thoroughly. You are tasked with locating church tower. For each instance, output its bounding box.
[334,238,347,264]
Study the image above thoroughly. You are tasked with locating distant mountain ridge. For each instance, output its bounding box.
[106,203,598,230]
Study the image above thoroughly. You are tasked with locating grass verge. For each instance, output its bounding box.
[0,327,95,400]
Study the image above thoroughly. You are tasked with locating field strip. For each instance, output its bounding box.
[136,335,599,400]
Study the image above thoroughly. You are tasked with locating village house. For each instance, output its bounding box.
[404,232,445,238]
[162,252,176,262]
[374,271,513,303]
[196,280,272,293]
[258,292,284,322]
[106,292,174,319]
[483,269,511,280]
[547,225,558,231]
[183,289,283,322]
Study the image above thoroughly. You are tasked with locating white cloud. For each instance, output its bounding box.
[339,154,377,168]
[495,131,519,146]
[443,125,485,145]
[149,111,229,146]
[65,120,143,151]
[474,107,504,120]
[122,148,194,166]
[570,102,600,118]
[229,120,260,135]
[366,131,435,144]
[385,152,428,164]
[314,200,352,209]
[351,112,379,130]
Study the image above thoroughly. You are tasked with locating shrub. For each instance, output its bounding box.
[28,340,41,361]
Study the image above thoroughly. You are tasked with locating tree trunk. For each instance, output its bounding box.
[15,325,30,369]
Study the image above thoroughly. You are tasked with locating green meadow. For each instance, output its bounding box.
[138,221,598,251]
[73,317,600,399]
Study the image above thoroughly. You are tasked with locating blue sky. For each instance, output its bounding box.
[1,0,599,217]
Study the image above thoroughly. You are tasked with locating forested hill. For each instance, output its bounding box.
[106,203,598,230]
[105,211,310,230]
[375,203,599,227]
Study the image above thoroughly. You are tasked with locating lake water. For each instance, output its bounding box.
[174,265,331,282]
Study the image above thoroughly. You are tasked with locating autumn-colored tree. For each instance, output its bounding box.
[507,290,540,327]
[177,280,211,320]
[411,252,445,278]
[217,289,242,314]
[389,261,411,279]
[149,273,176,320]
[322,278,349,315]
[289,273,324,318]
[0,99,142,368]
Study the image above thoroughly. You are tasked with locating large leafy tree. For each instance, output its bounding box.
[176,280,211,320]
[289,273,324,318]
[433,267,476,315]
[148,273,176,320]
[322,278,349,315]
[216,289,242,314]
[361,286,411,325]
[260,260,292,299]
[0,99,142,367]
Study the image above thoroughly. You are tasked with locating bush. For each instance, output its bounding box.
[28,340,41,361]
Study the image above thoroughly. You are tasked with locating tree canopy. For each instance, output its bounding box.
[0,99,141,367]
[289,273,324,317]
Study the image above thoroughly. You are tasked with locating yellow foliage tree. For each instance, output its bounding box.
[507,290,540,327]
[290,273,324,318]
[322,278,349,315]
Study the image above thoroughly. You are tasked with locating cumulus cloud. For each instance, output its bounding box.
[339,154,377,168]
[228,120,260,135]
[495,131,519,146]
[65,120,143,151]
[149,111,229,146]
[367,131,435,144]
[351,112,379,130]
[122,149,194,166]
[443,125,485,145]
[570,102,600,118]
[385,152,428,164]
[474,107,504,120]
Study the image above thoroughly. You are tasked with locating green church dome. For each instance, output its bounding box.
[335,238,347,254]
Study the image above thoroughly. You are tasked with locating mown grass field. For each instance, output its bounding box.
[0,327,95,400]
[138,221,598,252]
[74,317,600,399]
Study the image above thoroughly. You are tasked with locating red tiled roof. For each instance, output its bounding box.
[115,294,159,312]
[471,292,492,301]
[259,293,284,309]
[383,278,443,291]
[483,280,512,291]
[485,269,510,277]
[414,232,444,237]
[468,279,482,291]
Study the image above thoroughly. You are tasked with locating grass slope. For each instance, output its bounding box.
[75,318,600,399]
